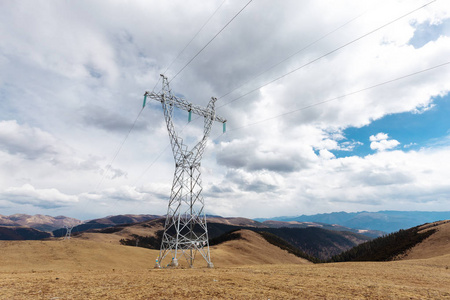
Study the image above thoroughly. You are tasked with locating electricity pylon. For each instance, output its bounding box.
[144,74,226,268]
[64,225,73,240]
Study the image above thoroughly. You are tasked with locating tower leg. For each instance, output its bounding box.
[156,160,213,268]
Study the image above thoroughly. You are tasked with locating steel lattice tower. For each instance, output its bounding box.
[144,75,226,268]
[64,225,73,240]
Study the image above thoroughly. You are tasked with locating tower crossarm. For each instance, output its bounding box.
[144,91,226,124]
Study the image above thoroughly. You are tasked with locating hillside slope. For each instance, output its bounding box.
[402,220,450,260]
[0,239,157,272]
[0,230,308,272]
[210,229,311,267]
[0,226,51,240]
[74,218,165,245]
[330,220,450,262]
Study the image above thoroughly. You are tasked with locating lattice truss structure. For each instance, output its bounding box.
[144,75,226,268]
[64,225,73,240]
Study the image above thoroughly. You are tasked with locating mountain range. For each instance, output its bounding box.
[2,210,450,241]
[254,210,450,233]
[0,214,81,232]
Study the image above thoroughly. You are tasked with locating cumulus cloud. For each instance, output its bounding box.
[0,120,101,171]
[216,137,312,173]
[370,132,400,151]
[1,184,78,208]
[81,105,149,133]
[0,120,61,160]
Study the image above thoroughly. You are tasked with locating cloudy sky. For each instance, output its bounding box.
[1,0,449,220]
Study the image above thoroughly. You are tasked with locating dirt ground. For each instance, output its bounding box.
[1,258,449,299]
[1,227,449,299]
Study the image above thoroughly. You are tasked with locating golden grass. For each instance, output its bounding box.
[1,258,449,299]
[1,226,449,299]
[402,220,450,260]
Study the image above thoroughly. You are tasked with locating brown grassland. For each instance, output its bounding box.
[1,225,449,299]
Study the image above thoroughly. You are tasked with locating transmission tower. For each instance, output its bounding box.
[144,74,226,268]
[64,225,73,240]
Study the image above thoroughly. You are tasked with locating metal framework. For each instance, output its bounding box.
[64,225,73,240]
[144,74,226,268]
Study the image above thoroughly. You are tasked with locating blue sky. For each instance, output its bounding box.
[409,18,450,48]
[330,18,450,159]
[0,0,449,219]
[334,94,450,158]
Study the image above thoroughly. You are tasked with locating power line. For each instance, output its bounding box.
[165,0,227,76]
[132,143,170,187]
[149,1,227,94]
[96,107,144,190]
[170,0,253,83]
[217,7,369,100]
[226,61,450,132]
[218,0,437,109]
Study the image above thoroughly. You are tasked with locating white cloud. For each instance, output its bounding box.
[319,149,335,160]
[370,133,389,142]
[370,132,400,151]
[1,184,78,208]
[0,120,61,160]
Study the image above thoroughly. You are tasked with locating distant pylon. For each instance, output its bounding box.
[64,225,73,240]
[144,74,226,268]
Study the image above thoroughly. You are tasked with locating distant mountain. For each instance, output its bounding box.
[54,215,265,237]
[0,226,51,240]
[205,216,383,238]
[53,214,161,237]
[261,220,384,238]
[255,211,450,233]
[207,216,267,228]
[89,214,161,225]
[0,214,81,232]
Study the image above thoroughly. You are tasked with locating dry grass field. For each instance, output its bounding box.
[1,226,449,299]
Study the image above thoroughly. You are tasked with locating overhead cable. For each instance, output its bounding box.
[226,61,450,132]
[170,0,253,83]
[218,0,437,108]
[149,0,228,93]
[218,7,369,100]
[165,0,227,75]
[96,107,144,190]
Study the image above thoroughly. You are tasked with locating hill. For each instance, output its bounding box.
[401,220,450,260]
[84,219,369,261]
[53,214,253,237]
[210,229,311,266]
[252,226,370,260]
[0,229,308,272]
[261,220,384,238]
[0,226,51,240]
[52,214,161,237]
[0,214,81,232]
[256,210,450,233]
[329,220,450,262]
[0,239,156,272]
[207,216,266,228]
